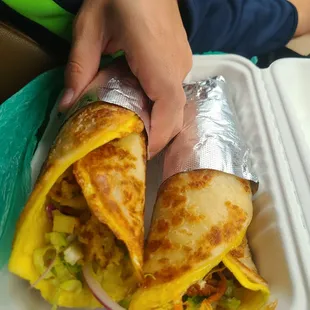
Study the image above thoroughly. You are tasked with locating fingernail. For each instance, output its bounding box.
[58,88,74,111]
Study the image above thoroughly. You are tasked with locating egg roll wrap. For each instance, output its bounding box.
[9,102,147,308]
[130,169,254,309]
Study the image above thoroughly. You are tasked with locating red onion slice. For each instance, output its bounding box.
[30,256,56,289]
[46,204,56,222]
[83,263,126,310]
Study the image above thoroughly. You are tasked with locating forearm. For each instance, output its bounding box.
[289,0,310,36]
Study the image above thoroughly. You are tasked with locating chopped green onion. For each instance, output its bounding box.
[53,263,74,282]
[46,232,68,251]
[60,279,82,292]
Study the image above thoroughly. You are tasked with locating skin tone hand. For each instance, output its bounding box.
[59,0,192,157]
[289,0,310,37]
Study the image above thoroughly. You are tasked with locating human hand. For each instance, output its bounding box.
[289,0,310,36]
[59,0,192,157]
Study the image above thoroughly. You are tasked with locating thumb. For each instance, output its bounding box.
[59,0,107,111]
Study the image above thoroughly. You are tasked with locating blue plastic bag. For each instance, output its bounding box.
[0,68,64,267]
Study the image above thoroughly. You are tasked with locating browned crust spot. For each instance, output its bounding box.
[187,170,216,189]
[237,178,251,194]
[207,226,222,246]
[230,238,247,258]
[158,257,169,264]
[147,240,162,253]
[155,219,170,234]
[173,206,205,225]
[144,264,191,288]
[171,214,184,227]
[161,189,187,209]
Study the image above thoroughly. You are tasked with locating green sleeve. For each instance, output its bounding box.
[3,0,74,41]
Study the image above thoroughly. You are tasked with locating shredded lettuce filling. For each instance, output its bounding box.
[184,296,206,310]
[218,297,241,310]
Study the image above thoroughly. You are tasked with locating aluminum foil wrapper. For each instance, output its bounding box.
[64,62,151,136]
[163,76,258,187]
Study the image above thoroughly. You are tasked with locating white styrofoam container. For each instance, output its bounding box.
[1,55,310,309]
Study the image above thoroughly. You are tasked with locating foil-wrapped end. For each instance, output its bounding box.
[163,76,258,188]
[64,59,151,136]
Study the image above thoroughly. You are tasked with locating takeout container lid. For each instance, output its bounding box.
[1,55,310,310]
